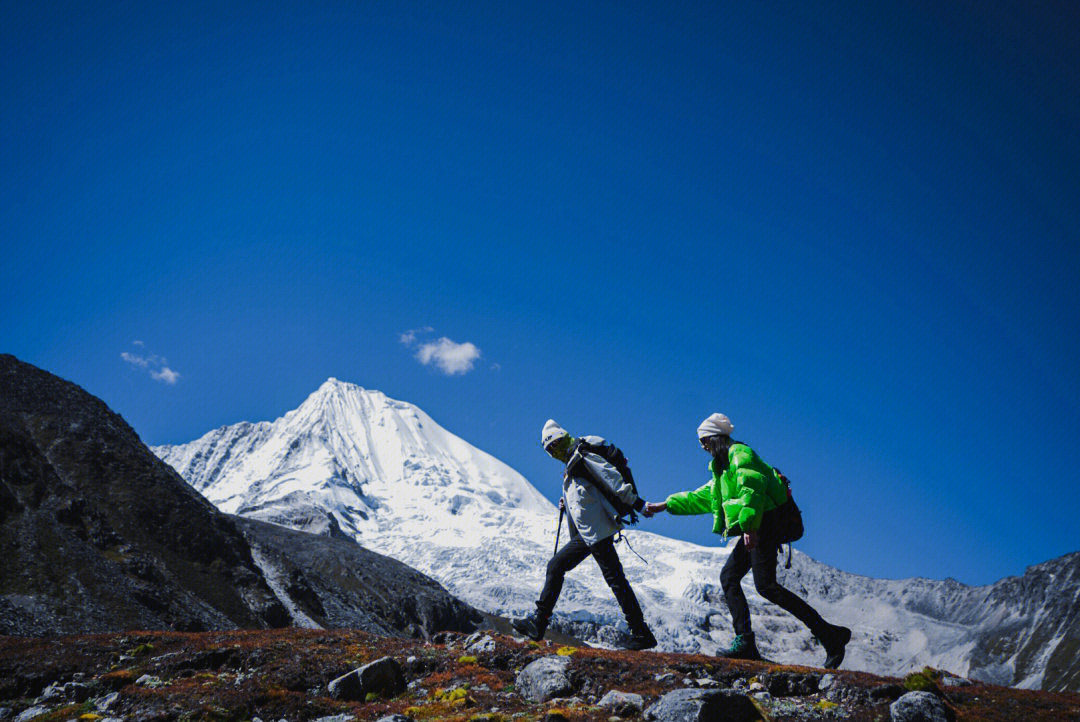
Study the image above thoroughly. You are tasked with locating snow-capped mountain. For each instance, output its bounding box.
[153,378,1080,692]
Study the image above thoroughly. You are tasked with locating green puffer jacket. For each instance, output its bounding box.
[665,443,788,534]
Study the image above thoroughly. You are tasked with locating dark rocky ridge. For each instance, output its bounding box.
[0,354,480,638]
[233,515,483,636]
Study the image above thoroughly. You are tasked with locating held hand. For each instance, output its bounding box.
[743,531,759,550]
[644,501,667,515]
[558,498,565,512]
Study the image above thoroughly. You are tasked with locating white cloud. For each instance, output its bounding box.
[121,345,180,384]
[415,337,482,375]
[151,367,181,384]
[399,326,435,346]
[121,351,149,368]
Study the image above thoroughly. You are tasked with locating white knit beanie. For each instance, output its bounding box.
[697,412,734,439]
[541,419,570,449]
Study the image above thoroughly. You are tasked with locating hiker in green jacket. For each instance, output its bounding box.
[644,413,851,668]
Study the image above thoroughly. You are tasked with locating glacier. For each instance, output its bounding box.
[153,378,1080,691]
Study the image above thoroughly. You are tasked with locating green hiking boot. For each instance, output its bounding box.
[718,632,762,660]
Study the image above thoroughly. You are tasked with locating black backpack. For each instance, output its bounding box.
[771,469,804,568]
[568,438,640,524]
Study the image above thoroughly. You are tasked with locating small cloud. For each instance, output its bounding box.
[490,363,502,372]
[133,340,145,347]
[415,337,482,375]
[121,344,181,384]
[151,367,181,384]
[399,326,435,346]
[121,351,150,368]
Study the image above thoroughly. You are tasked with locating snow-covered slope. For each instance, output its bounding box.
[153,379,1080,692]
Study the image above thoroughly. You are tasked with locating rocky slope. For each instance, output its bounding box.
[2,628,1079,722]
[0,355,479,640]
[234,516,483,637]
[154,378,1080,691]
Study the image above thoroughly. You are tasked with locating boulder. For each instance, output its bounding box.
[643,688,758,722]
[95,692,121,712]
[868,683,906,702]
[762,672,820,697]
[890,691,951,722]
[464,633,497,654]
[515,656,574,703]
[598,690,644,716]
[327,657,406,701]
[14,707,50,722]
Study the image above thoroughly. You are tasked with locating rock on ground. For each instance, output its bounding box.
[327,657,406,701]
[643,688,759,722]
[890,691,951,722]
[515,655,574,703]
[598,690,645,716]
[14,708,50,722]
[762,671,820,696]
[464,632,497,654]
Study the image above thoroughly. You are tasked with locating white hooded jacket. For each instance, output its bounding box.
[561,435,641,546]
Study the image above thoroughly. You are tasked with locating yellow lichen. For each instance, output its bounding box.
[435,686,470,702]
[555,646,576,657]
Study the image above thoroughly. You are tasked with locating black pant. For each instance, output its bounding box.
[719,511,829,637]
[536,519,647,631]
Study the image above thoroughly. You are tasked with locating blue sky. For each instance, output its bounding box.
[3,0,1078,585]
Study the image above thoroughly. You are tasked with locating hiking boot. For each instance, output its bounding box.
[624,627,657,651]
[718,632,762,661]
[511,615,547,642]
[820,625,852,669]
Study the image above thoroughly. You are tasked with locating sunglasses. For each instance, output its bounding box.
[545,436,570,454]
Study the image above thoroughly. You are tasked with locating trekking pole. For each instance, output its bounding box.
[554,506,564,554]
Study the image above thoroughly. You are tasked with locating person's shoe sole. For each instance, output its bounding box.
[823,626,852,669]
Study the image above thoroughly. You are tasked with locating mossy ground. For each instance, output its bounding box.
[1,629,1078,721]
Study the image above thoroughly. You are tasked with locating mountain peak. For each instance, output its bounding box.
[316,376,363,394]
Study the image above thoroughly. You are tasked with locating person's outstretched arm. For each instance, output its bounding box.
[657,480,715,515]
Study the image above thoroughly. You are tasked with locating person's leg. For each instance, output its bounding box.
[719,537,753,635]
[749,535,850,667]
[535,527,591,625]
[749,537,830,636]
[590,536,647,631]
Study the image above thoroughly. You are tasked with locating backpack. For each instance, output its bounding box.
[568,438,640,524]
[771,469,804,543]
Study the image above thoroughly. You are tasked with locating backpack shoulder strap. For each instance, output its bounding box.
[566,442,637,521]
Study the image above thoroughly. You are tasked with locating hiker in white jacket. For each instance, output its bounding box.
[512,420,657,650]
